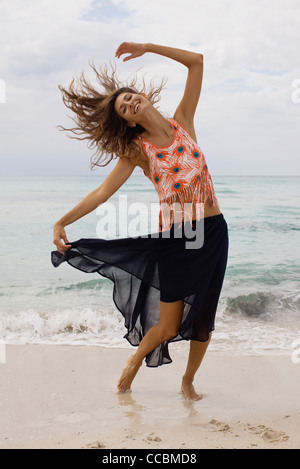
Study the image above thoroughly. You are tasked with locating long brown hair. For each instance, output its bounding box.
[57,61,167,170]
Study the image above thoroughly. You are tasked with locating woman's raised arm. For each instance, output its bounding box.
[146,44,204,134]
[116,42,202,69]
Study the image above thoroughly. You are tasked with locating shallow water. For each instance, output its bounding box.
[0,174,299,355]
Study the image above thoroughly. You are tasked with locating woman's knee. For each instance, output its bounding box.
[158,325,179,342]
[158,300,183,342]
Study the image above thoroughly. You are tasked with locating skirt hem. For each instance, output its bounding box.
[51,213,228,368]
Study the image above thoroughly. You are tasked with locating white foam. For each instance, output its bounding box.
[0,308,129,348]
[0,306,299,357]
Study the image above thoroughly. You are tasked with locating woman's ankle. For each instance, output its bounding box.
[129,354,143,368]
[182,373,194,384]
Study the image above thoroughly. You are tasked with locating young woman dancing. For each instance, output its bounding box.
[51,42,229,401]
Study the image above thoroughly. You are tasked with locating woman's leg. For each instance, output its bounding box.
[181,236,228,400]
[117,300,184,392]
[181,332,212,401]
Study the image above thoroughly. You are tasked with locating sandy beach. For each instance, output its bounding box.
[0,344,299,449]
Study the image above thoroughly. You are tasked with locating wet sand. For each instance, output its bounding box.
[0,344,299,449]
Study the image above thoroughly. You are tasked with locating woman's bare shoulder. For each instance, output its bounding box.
[172,111,198,144]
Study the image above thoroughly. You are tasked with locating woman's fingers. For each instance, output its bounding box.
[115,43,126,58]
[62,233,70,244]
[53,224,71,254]
[53,238,72,255]
[122,54,134,62]
[115,49,130,59]
[115,49,133,61]
[61,243,72,251]
[57,245,72,255]
[115,41,129,54]
[115,42,145,60]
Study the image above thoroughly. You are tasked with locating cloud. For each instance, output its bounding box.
[0,0,299,176]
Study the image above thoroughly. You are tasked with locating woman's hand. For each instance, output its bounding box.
[115,42,147,62]
[53,223,72,255]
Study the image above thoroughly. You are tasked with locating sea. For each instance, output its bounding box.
[0,174,299,357]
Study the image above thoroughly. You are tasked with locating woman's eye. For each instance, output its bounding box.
[120,95,131,114]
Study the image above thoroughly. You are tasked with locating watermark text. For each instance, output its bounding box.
[291,338,300,364]
[0,340,6,364]
[95,195,205,249]
[291,79,300,104]
[0,79,6,103]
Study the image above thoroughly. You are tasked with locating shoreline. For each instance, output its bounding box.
[0,344,299,449]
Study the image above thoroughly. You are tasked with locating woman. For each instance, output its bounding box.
[52,42,229,401]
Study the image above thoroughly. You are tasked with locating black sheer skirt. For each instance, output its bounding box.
[51,213,229,367]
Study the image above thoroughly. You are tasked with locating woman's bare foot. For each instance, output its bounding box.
[117,355,142,392]
[181,376,204,401]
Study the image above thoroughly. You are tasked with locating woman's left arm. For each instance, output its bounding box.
[145,44,204,141]
[115,42,202,69]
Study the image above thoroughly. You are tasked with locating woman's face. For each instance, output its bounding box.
[114,92,149,126]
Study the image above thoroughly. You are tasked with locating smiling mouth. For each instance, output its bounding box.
[134,102,140,114]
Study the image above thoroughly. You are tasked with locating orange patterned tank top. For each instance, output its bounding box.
[138,118,220,232]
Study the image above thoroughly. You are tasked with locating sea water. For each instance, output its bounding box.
[0,174,299,356]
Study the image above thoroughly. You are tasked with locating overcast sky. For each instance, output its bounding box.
[0,0,300,177]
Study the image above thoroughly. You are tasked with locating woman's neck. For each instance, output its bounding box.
[140,109,172,142]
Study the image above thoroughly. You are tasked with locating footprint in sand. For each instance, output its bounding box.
[86,440,106,449]
[209,419,231,433]
[246,424,289,443]
[142,432,162,443]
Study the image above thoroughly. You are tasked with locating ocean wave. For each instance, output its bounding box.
[224,291,300,323]
[229,221,300,233]
[225,262,300,286]
[1,289,299,355]
[0,308,128,347]
[37,278,110,296]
